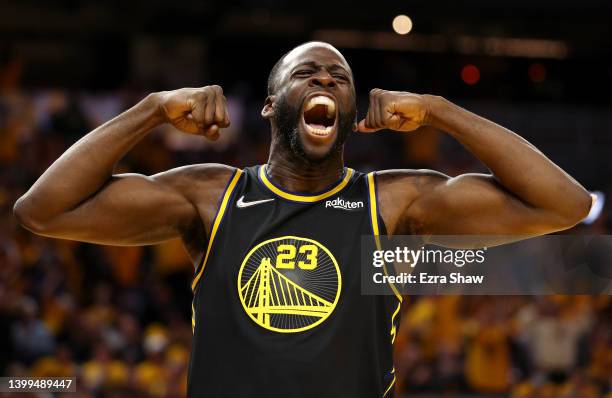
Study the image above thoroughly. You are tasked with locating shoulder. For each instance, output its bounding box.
[375,168,448,187]
[154,163,237,181]
[372,169,450,235]
[152,163,239,203]
[375,168,449,202]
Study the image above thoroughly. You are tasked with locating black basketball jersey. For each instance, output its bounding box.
[187,165,403,398]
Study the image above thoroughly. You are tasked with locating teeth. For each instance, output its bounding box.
[305,124,333,137]
[305,95,336,118]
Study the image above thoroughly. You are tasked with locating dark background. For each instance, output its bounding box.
[1,1,611,397]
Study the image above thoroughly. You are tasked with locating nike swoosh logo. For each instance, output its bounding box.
[236,195,275,208]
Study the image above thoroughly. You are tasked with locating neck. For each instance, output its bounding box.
[266,138,345,193]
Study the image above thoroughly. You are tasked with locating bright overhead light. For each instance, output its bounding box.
[392,15,413,35]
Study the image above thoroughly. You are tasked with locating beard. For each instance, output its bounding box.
[272,93,356,164]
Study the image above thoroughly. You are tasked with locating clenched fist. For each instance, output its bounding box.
[357,89,430,133]
[156,86,230,140]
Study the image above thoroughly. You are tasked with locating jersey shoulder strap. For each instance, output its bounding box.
[191,167,244,291]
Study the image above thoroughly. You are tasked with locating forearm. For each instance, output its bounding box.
[424,95,591,220]
[14,93,164,226]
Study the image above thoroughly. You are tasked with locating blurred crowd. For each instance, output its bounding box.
[1,81,611,398]
[395,296,611,397]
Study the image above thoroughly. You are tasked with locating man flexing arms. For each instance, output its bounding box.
[13,42,591,397]
[14,42,590,248]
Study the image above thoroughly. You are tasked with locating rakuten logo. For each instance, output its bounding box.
[325,198,364,211]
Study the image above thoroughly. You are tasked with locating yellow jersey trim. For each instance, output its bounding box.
[367,172,402,398]
[259,165,354,203]
[366,172,403,303]
[191,301,196,332]
[383,373,396,398]
[390,301,402,344]
[191,168,243,291]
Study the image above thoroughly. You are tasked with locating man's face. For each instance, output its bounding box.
[269,44,357,162]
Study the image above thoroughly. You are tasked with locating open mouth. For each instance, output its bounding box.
[302,95,337,137]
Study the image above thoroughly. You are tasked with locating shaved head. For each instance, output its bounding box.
[267,41,351,95]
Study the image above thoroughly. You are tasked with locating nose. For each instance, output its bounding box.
[309,72,336,88]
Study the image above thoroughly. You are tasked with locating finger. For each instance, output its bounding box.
[389,101,403,128]
[389,114,402,131]
[392,114,419,132]
[215,94,230,128]
[365,90,376,130]
[365,98,378,131]
[369,89,385,129]
[372,94,385,129]
[357,119,379,133]
[202,124,219,140]
[203,90,216,127]
[190,98,206,127]
[210,86,224,125]
[364,109,374,130]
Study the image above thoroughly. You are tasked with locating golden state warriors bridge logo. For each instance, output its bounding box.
[238,236,341,333]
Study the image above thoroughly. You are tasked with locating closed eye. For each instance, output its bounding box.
[293,70,314,78]
[292,70,349,82]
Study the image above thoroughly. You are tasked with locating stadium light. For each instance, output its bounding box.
[392,15,413,35]
[461,64,480,85]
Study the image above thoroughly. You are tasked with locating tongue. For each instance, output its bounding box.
[308,123,327,130]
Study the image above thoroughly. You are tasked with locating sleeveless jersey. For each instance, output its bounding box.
[187,165,403,398]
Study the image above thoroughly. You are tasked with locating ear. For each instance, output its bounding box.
[261,95,276,119]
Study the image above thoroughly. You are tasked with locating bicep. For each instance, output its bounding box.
[38,172,197,245]
[406,173,570,238]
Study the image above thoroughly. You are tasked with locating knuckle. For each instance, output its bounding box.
[196,90,208,101]
[200,86,214,96]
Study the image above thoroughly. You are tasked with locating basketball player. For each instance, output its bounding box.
[14,42,591,397]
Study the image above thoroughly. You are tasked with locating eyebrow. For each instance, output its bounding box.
[292,61,350,75]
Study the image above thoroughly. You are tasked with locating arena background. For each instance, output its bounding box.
[1,1,610,397]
